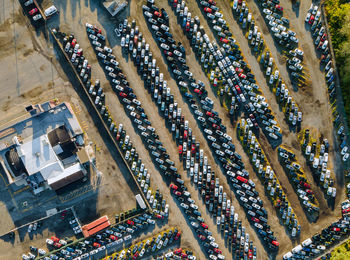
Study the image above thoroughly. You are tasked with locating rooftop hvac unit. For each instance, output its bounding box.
[12,136,21,146]
[42,138,49,146]
[17,147,25,157]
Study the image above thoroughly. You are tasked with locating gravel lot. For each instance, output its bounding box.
[0,0,347,259]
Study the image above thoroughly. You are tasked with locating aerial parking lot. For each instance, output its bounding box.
[0,0,349,259]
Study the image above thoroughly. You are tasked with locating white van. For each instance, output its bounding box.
[302,238,312,247]
[283,252,293,259]
[292,244,302,254]
[44,5,58,17]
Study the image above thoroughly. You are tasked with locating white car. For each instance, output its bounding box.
[33,14,42,21]
[305,13,311,23]
[24,0,33,6]
[114,28,121,37]
[263,9,272,15]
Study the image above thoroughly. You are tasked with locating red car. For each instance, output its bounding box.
[220,38,229,44]
[185,22,190,31]
[194,88,202,94]
[170,184,178,190]
[237,175,248,183]
[175,232,181,240]
[191,144,196,154]
[184,130,188,139]
[275,5,283,12]
[51,236,59,243]
[119,92,127,97]
[155,214,163,219]
[251,217,260,223]
[238,73,247,79]
[309,15,315,24]
[300,181,311,189]
[214,248,222,254]
[127,220,134,225]
[109,235,117,240]
[164,50,172,56]
[206,111,214,117]
[174,191,182,196]
[235,85,242,94]
[204,7,212,13]
[154,11,161,17]
[212,123,220,130]
[174,248,182,254]
[271,240,279,247]
[93,242,101,248]
[53,242,62,248]
[29,8,38,15]
[71,39,77,47]
[248,250,253,258]
[235,67,243,73]
[201,222,208,229]
[332,227,340,232]
[306,189,314,194]
[178,145,183,154]
[342,207,350,214]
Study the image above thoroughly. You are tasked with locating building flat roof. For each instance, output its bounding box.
[17,134,61,176]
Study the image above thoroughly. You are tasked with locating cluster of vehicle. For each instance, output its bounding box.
[254,0,298,47]
[119,9,237,258]
[143,1,280,253]
[89,18,226,259]
[38,213,156,260]
[170,0,284,145]
[160,247,196,260]
[22,244,47,260]
[259,51,302,127]
[299,129,336,198]
[305,5,349,164]
[56,27,169,219]
[107,228,181,259]
[277,146,320,216]
[27,221,40,234]
[69,218,82,235]
[21,0,43,21]
[283,212,350,259]
[86,24,178,218]
[237,119,301,237]
[336,125,349,163]
[232,0,303,126]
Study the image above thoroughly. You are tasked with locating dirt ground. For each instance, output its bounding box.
[0,0,347,259]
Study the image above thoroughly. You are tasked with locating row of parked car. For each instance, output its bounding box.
[143,0,279,252]
[254,0,307,85]
[277,146,320,217]
[21,0,43,21]
[169,0,284,146]
[160,247,196,260]
[237,118,301,237]
[57,27,169,219]
[106,228,182,259]
[255,0,298,46]
[231,0,303,127]
[120,8,258,258]
[283,209,350,259]
[38,213,156,260]
[148,0,282,248]
[305,5,350,165]
[91,20,225,259]
[298,129,336,198]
